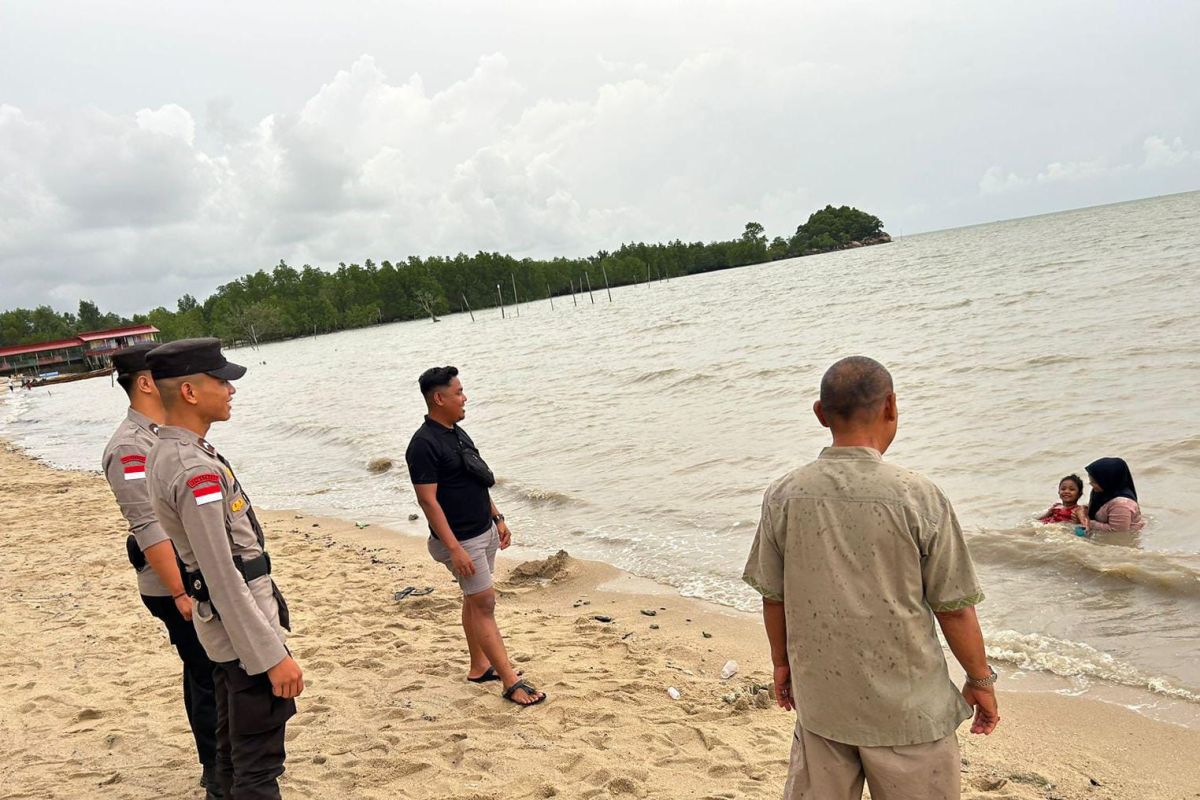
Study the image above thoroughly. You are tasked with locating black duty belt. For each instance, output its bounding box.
[184,552,272,605]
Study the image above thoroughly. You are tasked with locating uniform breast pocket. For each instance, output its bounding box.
[225,493,257,546]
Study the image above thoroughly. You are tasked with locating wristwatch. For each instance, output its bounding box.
[965,667,998,688]
[492,514,505,524]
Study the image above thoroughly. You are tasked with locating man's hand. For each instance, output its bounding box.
[450,545,476,577]
[773,663,794,711]
[497,520,512,549]
[267,656,305,699]
[963,685,999,734]
[174,593,193,621]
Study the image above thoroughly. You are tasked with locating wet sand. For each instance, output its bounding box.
[2,440,1198,799]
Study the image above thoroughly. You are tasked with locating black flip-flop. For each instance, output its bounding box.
[467,666,523,684]
[502,679,546,706]
[468,667,501,683]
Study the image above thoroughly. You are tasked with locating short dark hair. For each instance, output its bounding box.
[116,373,135,395]
[1060,474,1084,494]
[418,365,459,398]
[819,356,894,421]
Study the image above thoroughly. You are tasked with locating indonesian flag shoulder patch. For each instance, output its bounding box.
[121,453,147,480]
[193,483,222,506]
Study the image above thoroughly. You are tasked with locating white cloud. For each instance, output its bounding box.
[2,6,1199,318]
[1035,158,1120,184]
[135,104,196,146]
[1142,135,1199,169]
[978,134,1198,199]
[979,166,1026,195]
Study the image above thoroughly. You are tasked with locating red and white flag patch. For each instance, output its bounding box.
[121,454,147,481]
[188,473,223,506]
[193,484,222,506]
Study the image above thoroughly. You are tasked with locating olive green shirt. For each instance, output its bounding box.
[743,447,983,747]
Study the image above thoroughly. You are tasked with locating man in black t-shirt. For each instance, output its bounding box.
[405,366,545,707]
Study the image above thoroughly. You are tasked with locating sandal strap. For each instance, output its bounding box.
[503,679,537,699]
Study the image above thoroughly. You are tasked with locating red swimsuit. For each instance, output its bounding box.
[1039,504,1078,524]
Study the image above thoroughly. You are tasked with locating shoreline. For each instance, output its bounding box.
[3,441,1200,798]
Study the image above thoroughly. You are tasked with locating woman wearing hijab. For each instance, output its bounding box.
[1085,457,1145,533]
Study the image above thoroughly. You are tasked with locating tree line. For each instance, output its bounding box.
[1,206,885,347]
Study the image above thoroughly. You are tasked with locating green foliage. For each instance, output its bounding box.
[1,206,886,347]
[787,205,883,256]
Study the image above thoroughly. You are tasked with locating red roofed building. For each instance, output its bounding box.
[1,325,159,378]
[77,324,160,357]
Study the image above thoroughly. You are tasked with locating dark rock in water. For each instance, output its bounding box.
[367,457,394,473]
[408,513,419,521]
[649,624,660,630]
[640,609,657,617]
[702,631,713,639]
[592,615,614,623]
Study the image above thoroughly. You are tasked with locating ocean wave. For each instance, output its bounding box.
[667,372,719,389]
[621,367,683,386]
[276,419,367,449]
[969,526,1200,598]
[985,629,1200,704]
[494,477,580,507]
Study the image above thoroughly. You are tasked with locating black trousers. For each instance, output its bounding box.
[141,594,218,767]
[213,661,296,800]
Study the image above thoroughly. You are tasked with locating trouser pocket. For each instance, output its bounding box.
[224,664,296,736]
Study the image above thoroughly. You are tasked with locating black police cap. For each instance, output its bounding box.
[147,337,247,381]
[111,343,158,377]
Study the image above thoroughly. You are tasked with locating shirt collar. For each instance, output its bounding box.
[126,407,157,433]
[424,414,457,432]
[156,424,214,451]
[818,446,884,462]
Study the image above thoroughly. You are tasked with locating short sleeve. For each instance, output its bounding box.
[742,494,785,602]
[405,435,439,484]
[921,491,984,612]
[103,443,170,551]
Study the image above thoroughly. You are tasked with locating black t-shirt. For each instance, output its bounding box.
[405,416,492,541]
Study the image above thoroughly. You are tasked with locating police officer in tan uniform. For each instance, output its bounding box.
[145,338,303,800]
[102,343,220,797]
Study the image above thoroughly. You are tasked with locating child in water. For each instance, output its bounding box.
[1039,474,1086,524]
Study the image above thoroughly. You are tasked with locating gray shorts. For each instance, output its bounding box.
[428,524,499,596]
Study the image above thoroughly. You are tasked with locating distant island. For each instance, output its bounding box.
[1,205,889,347]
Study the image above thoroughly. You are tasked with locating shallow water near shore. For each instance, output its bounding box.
[5,191,1199,719]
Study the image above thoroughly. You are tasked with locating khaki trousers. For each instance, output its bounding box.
[784,723,960,800]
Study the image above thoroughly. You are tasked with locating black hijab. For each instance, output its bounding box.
[1086,457,1138,518]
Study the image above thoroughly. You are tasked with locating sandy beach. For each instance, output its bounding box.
[2,440,1199,800]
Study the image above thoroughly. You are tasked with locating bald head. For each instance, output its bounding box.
[819,357,894,423]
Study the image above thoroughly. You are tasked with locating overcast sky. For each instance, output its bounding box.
[2,1,1198,316]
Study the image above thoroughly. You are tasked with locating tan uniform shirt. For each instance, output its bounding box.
[102,408,171,597]
[147,425,288,675]
[743,447,983,747]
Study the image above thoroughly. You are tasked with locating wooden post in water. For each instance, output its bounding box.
[584,271,595,304]
[570,279,578,307]
[547,284,554,310]
[601,263,613,302]
[511,274,521,317]
[461,294,475,322]
[496,284,505,319]
[645,262,650,286]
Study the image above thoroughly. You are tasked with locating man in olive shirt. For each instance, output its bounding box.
[101,343,219,796]
[744,357,999,800]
